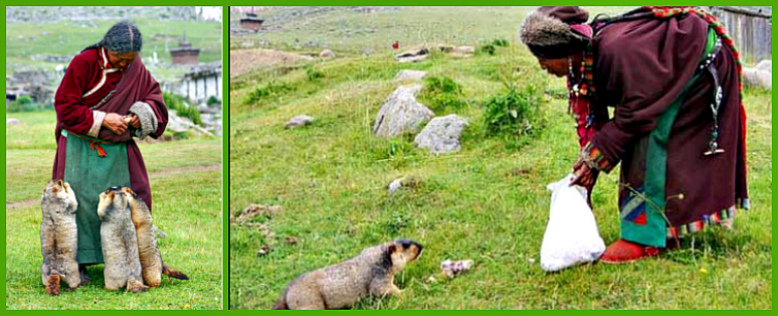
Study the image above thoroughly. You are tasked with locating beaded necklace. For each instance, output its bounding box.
[567,44,599,148]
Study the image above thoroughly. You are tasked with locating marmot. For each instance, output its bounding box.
[97,187,148,293]
[272,239,423,310]
[121,187,189,286]
[40,179,80,295]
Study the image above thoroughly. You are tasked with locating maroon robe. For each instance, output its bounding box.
[52,47,168,210]
[586,12,748,238]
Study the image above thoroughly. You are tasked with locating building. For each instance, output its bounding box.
[240,13,264,31]
[161,61,222,104]
[169,30,201,65]
[706,6,772,63]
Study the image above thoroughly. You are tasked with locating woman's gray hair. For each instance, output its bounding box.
[84,21,142,53]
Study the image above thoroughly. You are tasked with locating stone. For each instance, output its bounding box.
[372,84,434,137]
[756,60,772,73]
[743,67,772,89]
[395,46,429,63]
[394,69,427,82]
[284,115,314,129]
[388,178,404,194]
[6,118,21,126]
[319,49,335,58]
[414,114,468,154]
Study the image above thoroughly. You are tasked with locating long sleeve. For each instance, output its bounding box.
[54,55,105,136]
[584,15,709,172]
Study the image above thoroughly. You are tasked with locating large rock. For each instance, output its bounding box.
[756,60,772,73]
[395,46,429,63]
[6,118,21,126]
[373,84,434,137]
[284,115,314,129]
[414,114,468,154]
[743,67,772,89]
[394,69,427,82]
[319,49,335,58]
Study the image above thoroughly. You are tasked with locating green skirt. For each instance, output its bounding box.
[62,130,131,264]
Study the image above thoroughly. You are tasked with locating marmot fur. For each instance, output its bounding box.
[40,179,80,295]
[272,239,423,310]
[97,187,148,293]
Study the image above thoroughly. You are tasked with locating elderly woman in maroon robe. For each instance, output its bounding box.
[520,6,748,263]
[52,21,168,281]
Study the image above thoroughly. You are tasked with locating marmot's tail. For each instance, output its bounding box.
[162,264,190,280]
[46,273,62,296]
[271,297,288,310]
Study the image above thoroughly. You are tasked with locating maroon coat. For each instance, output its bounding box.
[52,47,168,210]
[587,13,748,230]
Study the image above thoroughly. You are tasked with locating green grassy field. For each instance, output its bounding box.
[5,111,223,310]
[229,7,772,310]
[6,14,222,81]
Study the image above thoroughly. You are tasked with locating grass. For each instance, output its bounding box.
[228,7,772,310]
[6,13,222,81]
[4,111,223,310]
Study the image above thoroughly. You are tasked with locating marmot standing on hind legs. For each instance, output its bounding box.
[121,187,189,286]
[40,179,81,296]
[272,239,423,310]
[97,187,148,293]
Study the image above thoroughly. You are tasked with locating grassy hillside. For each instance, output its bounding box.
[228,6,772,310]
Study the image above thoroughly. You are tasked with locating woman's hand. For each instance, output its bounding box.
[102,113,128,135]
[127,113,141,129]
[571,159,597,188]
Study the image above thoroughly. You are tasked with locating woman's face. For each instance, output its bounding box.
[106,50,137,69]
[537,57,569,78]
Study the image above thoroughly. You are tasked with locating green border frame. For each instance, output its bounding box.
[3,1,775,312]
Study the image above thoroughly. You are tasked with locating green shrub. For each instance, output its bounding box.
[305,66,325,81]
[163,92,202,126]
[7,96,40,112]
[206,95,221,106]
[245,82,295,104]
[492,38,510,47]
[418,75,466,112]
[479,44,496,56]
[482,84,543,147]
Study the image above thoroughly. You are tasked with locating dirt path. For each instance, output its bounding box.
[229,48,313,78]
[5,164,222,209]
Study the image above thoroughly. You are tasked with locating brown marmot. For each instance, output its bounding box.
[40,179,80,295]
[272,239,423,310]
[97,187,148,293]
[121,187,189,287]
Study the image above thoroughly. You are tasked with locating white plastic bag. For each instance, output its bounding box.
[540,174,606,272]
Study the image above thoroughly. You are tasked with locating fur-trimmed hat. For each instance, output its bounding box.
[520,6,592,59]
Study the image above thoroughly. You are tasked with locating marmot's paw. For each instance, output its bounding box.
[46,275,61,296]
[128,279,150,293]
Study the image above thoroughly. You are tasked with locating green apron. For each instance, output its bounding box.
[62,130,131,264]
[619,29,717,248]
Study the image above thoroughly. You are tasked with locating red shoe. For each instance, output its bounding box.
[599,239,661,264]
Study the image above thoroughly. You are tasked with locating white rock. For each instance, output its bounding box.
[388,178,404,194]
[414,114,468,154]
[319,49,335,58]
[372,84,434,137]
[284,115,314,129]
[394,69,427,82]
[6,118,21,126]
[756,60,772,73]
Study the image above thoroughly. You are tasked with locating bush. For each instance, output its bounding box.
[163,92,201,126]
[206,96,221,106]
[245,82,295,104]
[479,44,496,56]
[6,96,41,112]
[305,66,325,81]
[418,76,466,112]
[492,38,510,47]
[482,84,543,147]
